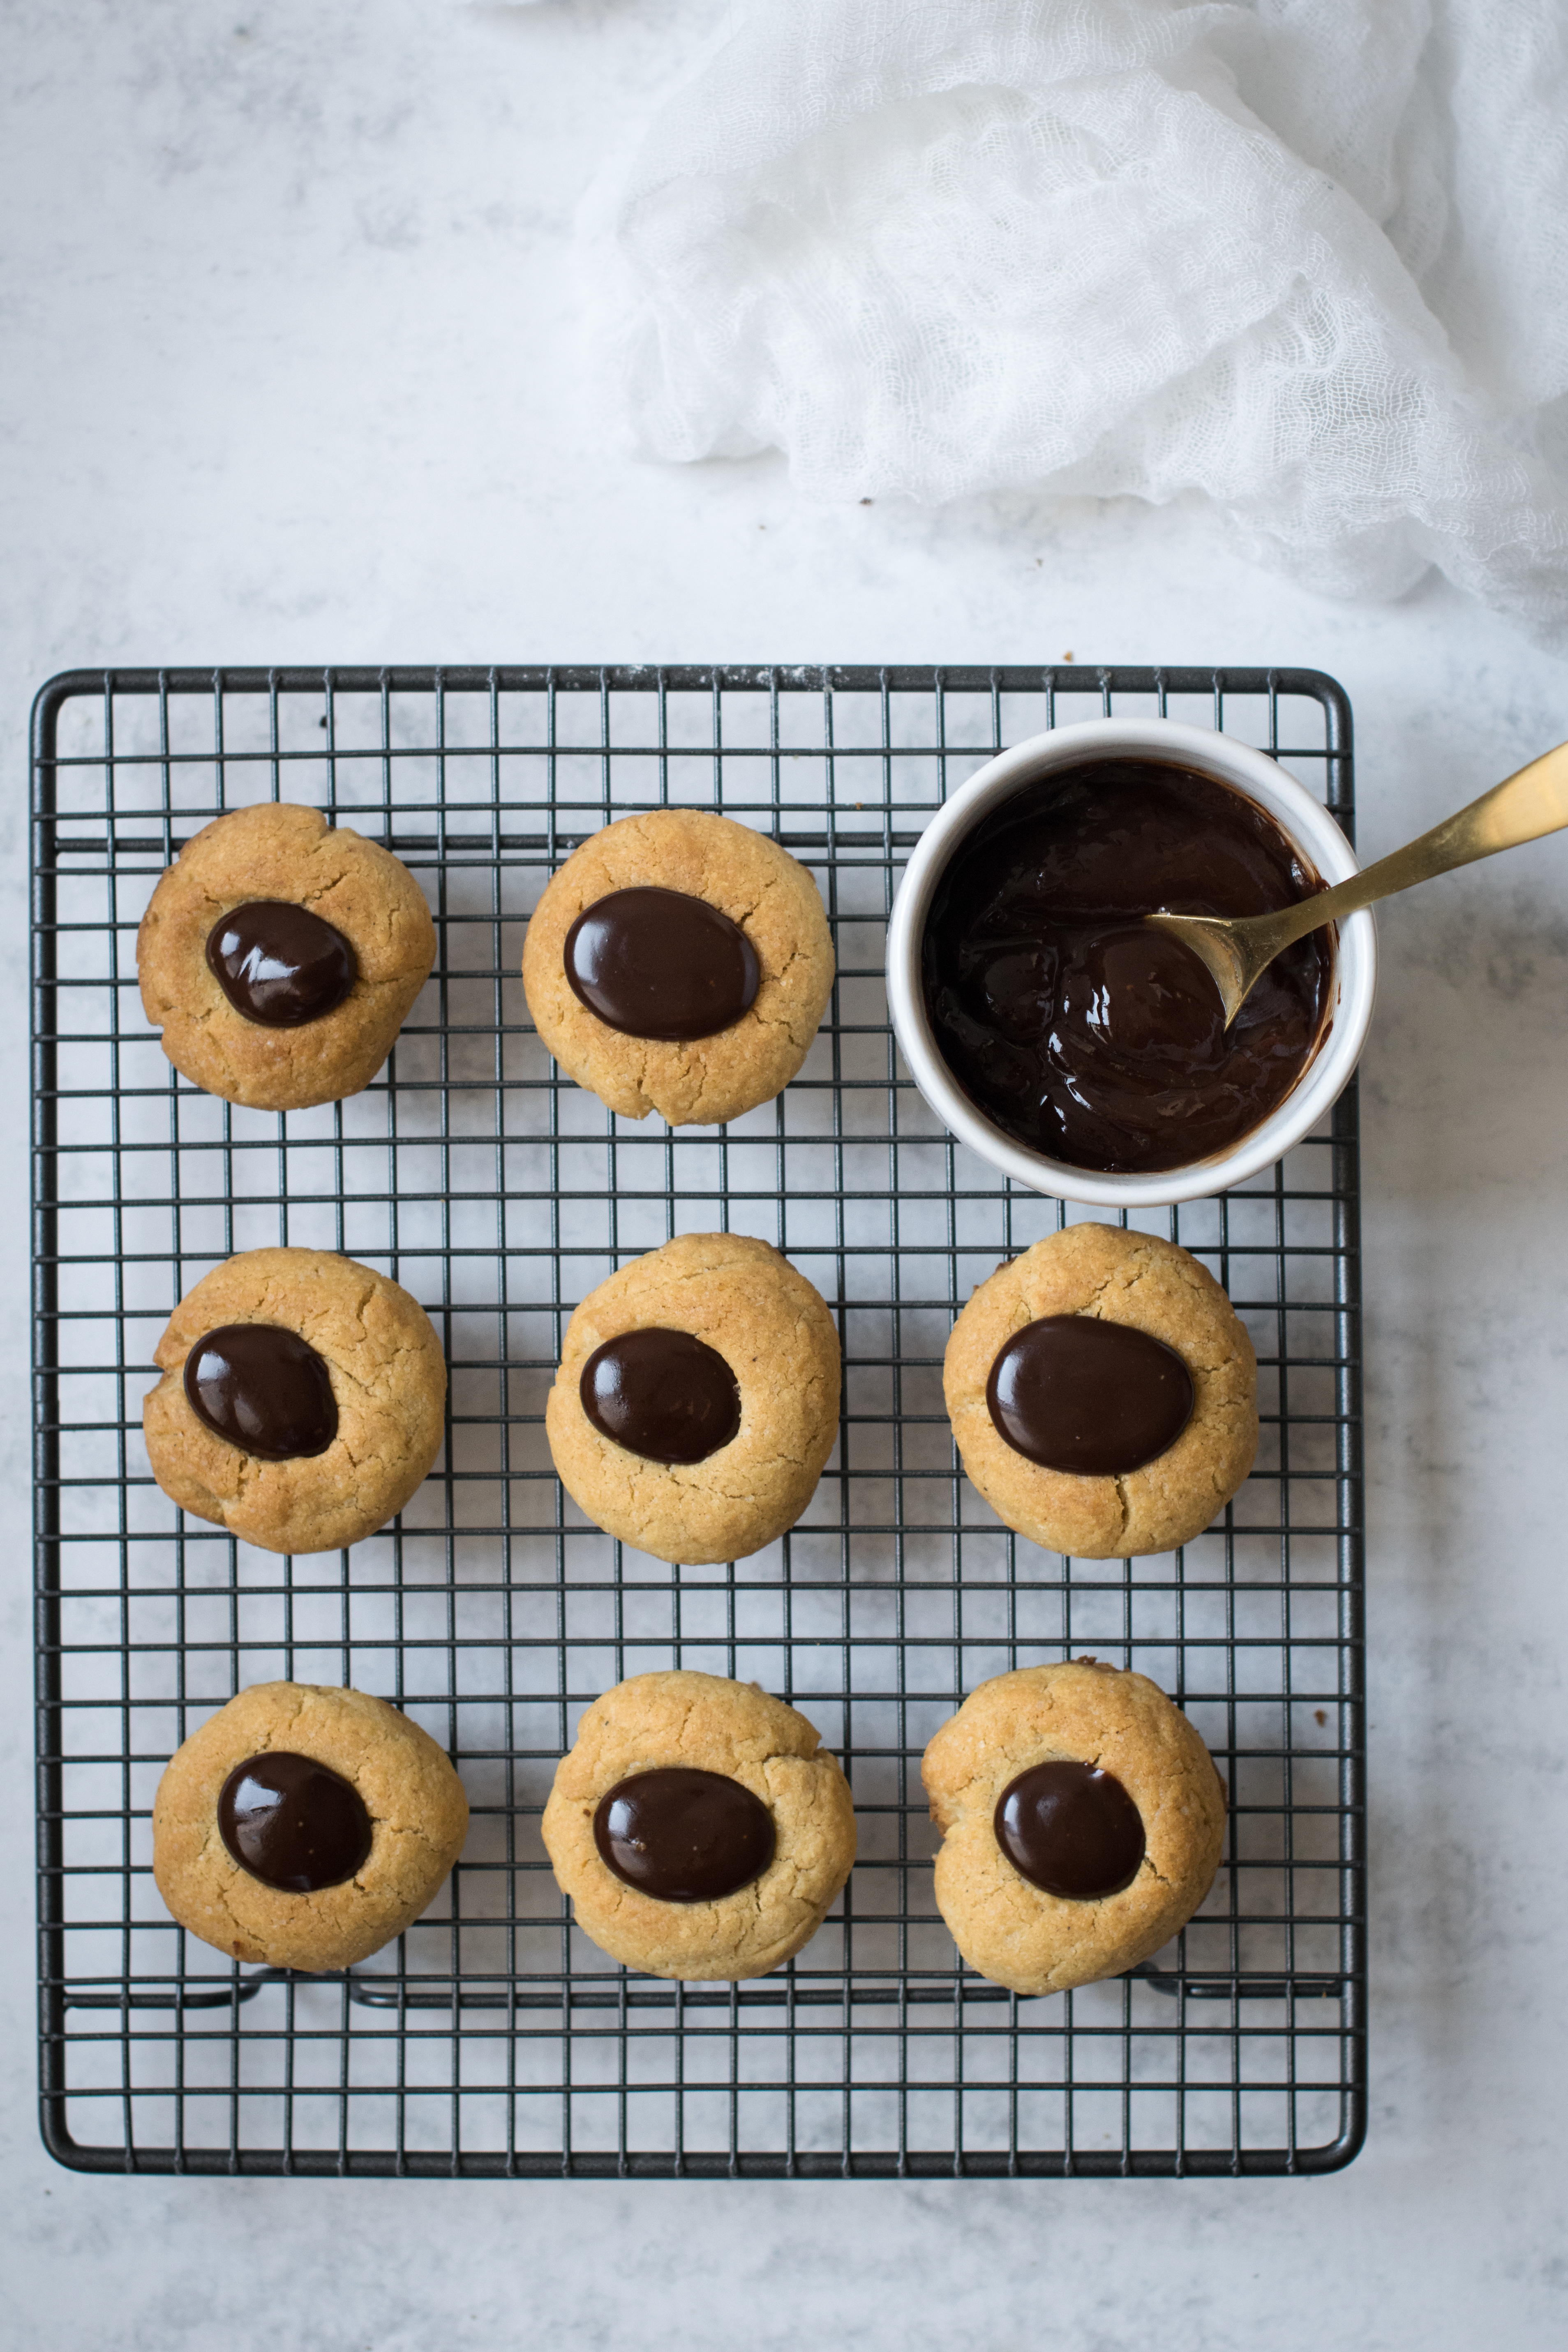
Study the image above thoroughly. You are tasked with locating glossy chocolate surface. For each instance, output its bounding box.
[205,899,358,1028]
[994,1759,1146,1899]
[580,1327,741,1465]
[183,1322,339,1461]
[592,1767,776,1903]
[920,759,1332,1173]
[986,1314,1194,1476]
[563,886,761,1041]
[217,1750,374,1892]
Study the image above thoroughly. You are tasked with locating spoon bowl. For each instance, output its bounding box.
[1149,737,1568,1025]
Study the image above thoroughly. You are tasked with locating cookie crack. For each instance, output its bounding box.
[297,856,357,908]
[1081,1245,1154,1318]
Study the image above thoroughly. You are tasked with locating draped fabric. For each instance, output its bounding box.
[586,0,1568,632]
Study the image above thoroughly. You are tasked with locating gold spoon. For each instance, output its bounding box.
[1146,738,1568,1027]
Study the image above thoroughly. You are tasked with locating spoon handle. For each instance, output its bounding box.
[1267,737,1568,951]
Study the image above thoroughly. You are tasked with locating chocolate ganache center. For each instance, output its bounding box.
[593,1767,776,1903]
[184,1322,339,1462]
[206,900,358,1028]
[986,1315,1194,1476]
[994,1759,1146,1899]
[580,1327,741,1465]
[920,758,1332,1174]
[563,886,761,1041]
[217,1750,374,1892]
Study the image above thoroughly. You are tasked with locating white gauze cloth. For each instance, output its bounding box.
[589,0,1568,631]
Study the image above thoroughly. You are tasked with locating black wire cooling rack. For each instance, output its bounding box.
[32,664,1365,2179]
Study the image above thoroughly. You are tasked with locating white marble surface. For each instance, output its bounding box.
[3,4,1567,2344]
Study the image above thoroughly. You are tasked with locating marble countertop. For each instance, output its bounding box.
[3,4,1566,2345]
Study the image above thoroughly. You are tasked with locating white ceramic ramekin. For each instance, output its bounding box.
[884,717,1377,1209]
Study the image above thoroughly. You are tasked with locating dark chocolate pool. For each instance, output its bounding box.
[919,758,1332,1175]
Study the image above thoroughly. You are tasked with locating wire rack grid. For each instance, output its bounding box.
[32,663,1366,2179]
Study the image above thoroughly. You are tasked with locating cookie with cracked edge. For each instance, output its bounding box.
[152,1681,469,1972]
[542,1670,857,1981]
[923,1660,1226,1996]
[520,808,834,1125]
[137,801,436,1111]
[545,1232,841,1565]
[143,1247,447,1555]
[943,1223,1257,1559]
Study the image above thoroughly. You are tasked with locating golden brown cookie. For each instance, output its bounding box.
[153,1681,469,1972]
[143,1247,447,1555]
[545,1232,840,1565]
[922,1660,1226,1996]
[521,808,834,1125]
[542,1671,857,1981]
[944,1223,1257,1558]
[138,801,436,1111]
